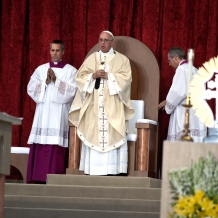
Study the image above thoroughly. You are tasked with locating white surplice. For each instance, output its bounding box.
[165,61,206,142]
[79,48,129,175]
[27,62,77,147]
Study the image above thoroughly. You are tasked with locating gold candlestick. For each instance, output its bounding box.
[186,49,194,96]
[180,49,194,142]
[180,95,193,142]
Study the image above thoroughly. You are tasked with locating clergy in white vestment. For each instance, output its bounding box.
[68,31,135,175]
[158,47,206,142]
[27,40,77,183]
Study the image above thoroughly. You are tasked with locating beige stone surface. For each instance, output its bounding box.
[0,113,22,175]
[0,121,12,175]
[0,175,5,218]
[0,113,22,218]
[160,141,218,218]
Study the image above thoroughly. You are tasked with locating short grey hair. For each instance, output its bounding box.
[100,31,114,40]
[50,40,64,50]
[168,47,185,59]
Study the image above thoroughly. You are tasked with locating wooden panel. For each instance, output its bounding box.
[137,129,149,171]
[68,126,81,169]
[148,129,158,176]
[135,123,157,131]
[127,141,136,176]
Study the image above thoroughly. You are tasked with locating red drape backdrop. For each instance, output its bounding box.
[0,0,218,176]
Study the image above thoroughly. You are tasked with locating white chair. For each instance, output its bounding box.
[126,100,158,177]
[126,100,145,142]
[127,100,157,141]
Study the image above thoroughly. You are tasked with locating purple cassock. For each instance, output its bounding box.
[27,144,68,183]
[26,60,77,183]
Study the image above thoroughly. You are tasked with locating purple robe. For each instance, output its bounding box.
[26,60,77,183]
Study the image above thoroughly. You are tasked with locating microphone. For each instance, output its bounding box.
[95,61,105,89]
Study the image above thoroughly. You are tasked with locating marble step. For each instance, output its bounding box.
[4,207,160,218]
[5,183,161,200]
[5,195,160,212]
[46,174,161,188]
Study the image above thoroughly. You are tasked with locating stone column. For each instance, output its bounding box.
[0,113,22,218]
[0,175,4,218]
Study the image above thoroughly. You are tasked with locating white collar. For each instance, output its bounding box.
[100,48,114,57]
[178,59,187,66]
[52,59,62,65]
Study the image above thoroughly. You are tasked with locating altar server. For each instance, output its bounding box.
[27,40,77,183]
[158,47,206,142]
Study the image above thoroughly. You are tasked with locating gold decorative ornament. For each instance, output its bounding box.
[189,56,218,127]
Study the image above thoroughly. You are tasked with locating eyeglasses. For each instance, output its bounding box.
[99,38,113,43]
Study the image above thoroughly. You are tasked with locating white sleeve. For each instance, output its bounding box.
[86,74,96,94]
[77,73,96,103]
[165,67,187,114]
[52,67,77,104]
[107,73,118,95]
[107,72,130,107]
[27,67,46,104]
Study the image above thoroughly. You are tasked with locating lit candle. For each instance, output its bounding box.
[186,49,194,104]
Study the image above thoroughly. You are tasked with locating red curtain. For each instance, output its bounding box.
[0,0,218,160]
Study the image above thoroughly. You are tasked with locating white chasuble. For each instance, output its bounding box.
[80,68,128,175]
[28,62,77,147]
[165,61,206,142]
[69,48,134,175]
